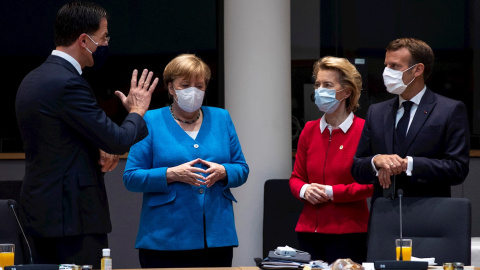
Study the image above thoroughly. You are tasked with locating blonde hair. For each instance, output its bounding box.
[163,54,211,89]
[313,56,362,113]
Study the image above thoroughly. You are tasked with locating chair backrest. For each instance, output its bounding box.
[262,179,304,258]
[367,197,471,265]
[0,180,23,203]
[0,199,27,265]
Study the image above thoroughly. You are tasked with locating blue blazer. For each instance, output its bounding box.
[16,55,148,237]
[351,88,470,201]
[123,106,249,251]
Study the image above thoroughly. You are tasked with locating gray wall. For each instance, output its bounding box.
[0,158,479,268]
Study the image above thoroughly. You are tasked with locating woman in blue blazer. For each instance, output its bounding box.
[123,54,249,268]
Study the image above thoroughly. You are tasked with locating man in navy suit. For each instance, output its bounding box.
[15,1,158,267]
[351,38,470,203]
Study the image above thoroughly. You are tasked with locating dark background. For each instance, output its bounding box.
[2,0,480,152]
[0,0,223,152]
[291,0,479,150]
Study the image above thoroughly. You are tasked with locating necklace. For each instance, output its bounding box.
[169,105,200,124]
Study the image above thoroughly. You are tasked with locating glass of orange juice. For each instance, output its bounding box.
[0,243,15,270]
[395,239,412,261]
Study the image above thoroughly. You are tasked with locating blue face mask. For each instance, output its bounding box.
[314,87,345,113]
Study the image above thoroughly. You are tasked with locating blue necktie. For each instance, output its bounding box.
[396,101,413,144]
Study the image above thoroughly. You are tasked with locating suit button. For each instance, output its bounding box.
[199,188,204,194]
[194,144,199,148]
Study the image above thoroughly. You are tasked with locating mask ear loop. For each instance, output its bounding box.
[335,87,349,101]
[403,64,418,86]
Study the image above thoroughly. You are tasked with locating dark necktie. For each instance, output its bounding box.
[396,101,413,144]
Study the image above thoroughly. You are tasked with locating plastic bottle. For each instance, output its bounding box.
[101,248,112,270]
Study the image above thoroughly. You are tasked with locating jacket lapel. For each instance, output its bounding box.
[384,97,398,154]
[398,88,436,157]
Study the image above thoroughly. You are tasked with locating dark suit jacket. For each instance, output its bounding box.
[351,88,470,202]
[15,55,148,237]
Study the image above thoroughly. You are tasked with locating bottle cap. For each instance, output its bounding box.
[102,248,110,257]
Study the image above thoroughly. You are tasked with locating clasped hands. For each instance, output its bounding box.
[373,154,408,189]
[167,158,226,188]
[304,183,330,205]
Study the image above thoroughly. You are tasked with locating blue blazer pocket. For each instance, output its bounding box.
[222,188,237,203]
[147,191,176,207]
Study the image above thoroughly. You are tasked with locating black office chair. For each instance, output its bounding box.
[0,180,23,203]
[367,197,471,265]
[0,199,29,265]
[261,179,304,258]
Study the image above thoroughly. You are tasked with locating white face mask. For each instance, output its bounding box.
[174,86,205,113]
[383,64,417,95]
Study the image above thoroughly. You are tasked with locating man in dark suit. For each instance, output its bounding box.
[351,38,470,203]
[15,1,159,267]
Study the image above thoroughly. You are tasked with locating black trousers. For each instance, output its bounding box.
[32,234,108,269]
[139,246,234,268]
[297,232,367,264]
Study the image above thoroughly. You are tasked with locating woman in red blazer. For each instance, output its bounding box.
[289,56,373,264]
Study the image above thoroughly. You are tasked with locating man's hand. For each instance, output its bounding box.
[377,167,392,188]
[115,69,159,117]
[304,183,330,205]
[373,154,407,188]
[98,149,119,172]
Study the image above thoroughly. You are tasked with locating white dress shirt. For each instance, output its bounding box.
[371,86,427,176]
[51,50,82,75]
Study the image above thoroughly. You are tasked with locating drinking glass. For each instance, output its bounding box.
[396,239,412,261]
[0,244,15,270]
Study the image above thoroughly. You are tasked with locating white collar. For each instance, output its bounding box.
[320,112,354,134]
[51,50,82,75]
[398,86,426,107]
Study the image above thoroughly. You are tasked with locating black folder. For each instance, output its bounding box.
[267,250,311,263]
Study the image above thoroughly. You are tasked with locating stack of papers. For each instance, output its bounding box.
[411,257,435,266]
[260,260,306,269]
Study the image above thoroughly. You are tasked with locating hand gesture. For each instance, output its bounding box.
[115,69,159,117]
[166,158,207,186]
[377,168,392,188]
[98,149,119,172]
[373,154,408,188]
[199,159,227,188]
[304,183,330,205]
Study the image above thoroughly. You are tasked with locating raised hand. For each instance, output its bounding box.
[115,69,159,117]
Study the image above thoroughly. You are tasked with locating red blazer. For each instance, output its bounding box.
[290,115,373,234]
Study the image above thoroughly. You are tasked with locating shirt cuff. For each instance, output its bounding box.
[325,185,333,200]
[371,154,380,176]
[299,184,310,199]
[406,156,413,176]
